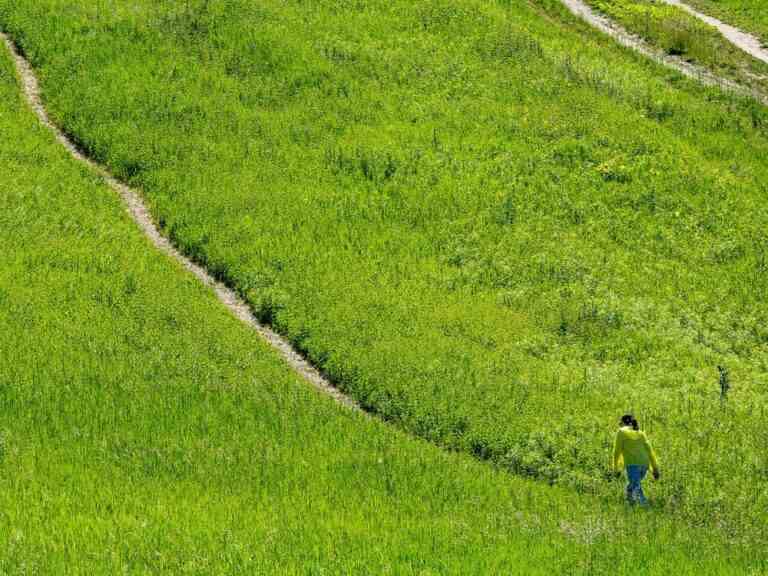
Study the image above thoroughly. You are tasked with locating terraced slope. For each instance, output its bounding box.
[2,36,756,574]
[2,0,768,549]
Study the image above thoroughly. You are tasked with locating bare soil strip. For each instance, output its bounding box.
[559,0,768,105]
[0,31,360,412]
[659,0,768,65]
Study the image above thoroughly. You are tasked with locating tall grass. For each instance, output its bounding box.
[1,41,761,573]
[1,0,768,554]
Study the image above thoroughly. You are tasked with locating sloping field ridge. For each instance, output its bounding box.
[0,30,360,413]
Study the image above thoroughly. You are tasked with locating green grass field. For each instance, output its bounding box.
[1,0,768,569]
[1,33,759,574]
[685,0,768,44]
[585,0,768,89]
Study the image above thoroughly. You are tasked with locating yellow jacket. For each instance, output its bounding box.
[612,426,659,472]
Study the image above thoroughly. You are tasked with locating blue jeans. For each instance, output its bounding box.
[626,465,648,505]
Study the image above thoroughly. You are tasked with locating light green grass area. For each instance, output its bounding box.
[587,0,768,89]
[685,0,768,46]
[2,0,768,554]
[0,39,756,575]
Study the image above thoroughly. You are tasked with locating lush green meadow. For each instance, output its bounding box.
[2,0,768,555]
[1,38,757,574]
[586,0,768,89]
[685,0,768,44]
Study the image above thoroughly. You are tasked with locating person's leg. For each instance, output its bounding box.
[626,466,640,504]
[626,465,649,505]
[635,466,648,506]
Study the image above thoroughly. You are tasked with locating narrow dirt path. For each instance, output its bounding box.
[559,0,768,105]
[659,0,768,65]
[0,31,360,413]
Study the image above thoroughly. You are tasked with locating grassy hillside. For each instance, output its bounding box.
[586,0,768,90]
[2,0,768,549]
[685,0,768,44]
[1,37,757,574]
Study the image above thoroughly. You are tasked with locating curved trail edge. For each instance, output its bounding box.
[559,0,768,105]
[0,32,361,413]
[659,0,768,65]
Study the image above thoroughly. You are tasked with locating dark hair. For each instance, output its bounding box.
[621,413,639,430]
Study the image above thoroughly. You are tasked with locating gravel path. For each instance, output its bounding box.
[659,0,768,65]
[0,31,361,413]
[559,0,768,105]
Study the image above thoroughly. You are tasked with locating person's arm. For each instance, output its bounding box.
[643,433,660,478]
[612,430,623,473]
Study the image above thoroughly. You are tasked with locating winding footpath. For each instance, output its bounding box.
[559,0,768,105]
[0,31,361,413]
[659,0,768,65]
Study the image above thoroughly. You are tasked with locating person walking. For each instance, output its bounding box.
[612,414,659,506]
